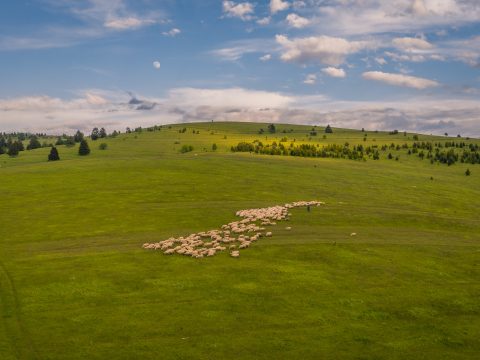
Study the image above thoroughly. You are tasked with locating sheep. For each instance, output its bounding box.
[143,200,324,259]
[230,251,240,258]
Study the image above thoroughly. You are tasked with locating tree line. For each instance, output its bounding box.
[231,140,480,166]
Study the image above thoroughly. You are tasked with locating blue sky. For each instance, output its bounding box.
[0,0,479,136]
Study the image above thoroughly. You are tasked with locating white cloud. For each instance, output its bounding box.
[256,17,271,25]
[222,1,255,21]
[362,71,440,89]
[260,54,272,62]
[168,87,293,109]
[153,61,161,69]
[0,0,165,50]
[85,92,109,105]
[303,74,317,85]
[276,34,372,66]
[322,67,346,78]
[307,0,480,36]
[162,28,181,37]
[392,37,434,52]
[375,57,387,65]
[285,13,310,28]
[210,39,275,61]
[104,17,155,30]
[270,0,290,14]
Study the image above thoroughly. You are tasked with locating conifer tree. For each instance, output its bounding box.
[78,139,90,156]
[48,147,60,161]
[27,136,42,150]
[91,127,99,141]
[74,130,84,143]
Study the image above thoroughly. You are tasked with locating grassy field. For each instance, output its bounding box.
[1,122,479,359]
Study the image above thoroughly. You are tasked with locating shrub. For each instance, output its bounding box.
[325,125,333,133]
[180,145,193,153]
[99,143,108,150]
[212,143,217,151]
[466,168,471,176]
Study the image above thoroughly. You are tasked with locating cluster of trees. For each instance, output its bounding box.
[231,139,480,167]
[407,141,480,165]
[0,133,53,156]
[90,127,107,141]
[55,130,85,147]
[232,141,370,161]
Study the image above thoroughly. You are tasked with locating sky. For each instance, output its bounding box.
[0,0,479,136]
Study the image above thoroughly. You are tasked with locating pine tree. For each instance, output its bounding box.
[74,130,84,143]
[325,125,333,134]
[91,127,99,141]
[99,127,107,138]
[27,136,42,150]
[48,147,60,161]
[78,139,90,156]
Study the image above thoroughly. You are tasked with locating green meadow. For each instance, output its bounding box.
[1,122,479,359]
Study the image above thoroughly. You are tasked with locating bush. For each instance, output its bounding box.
[212,143,217,151]
[99,143,108,150]
[231,142,255,152]
[180,145,193,153]
[466,168,471,176]
[325,125,333,133]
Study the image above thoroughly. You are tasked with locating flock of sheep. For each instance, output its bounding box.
[142,200,324,258]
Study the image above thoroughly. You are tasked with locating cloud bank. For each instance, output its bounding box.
[1,88,478,137]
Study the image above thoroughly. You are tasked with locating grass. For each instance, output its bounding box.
[0,122,479,359]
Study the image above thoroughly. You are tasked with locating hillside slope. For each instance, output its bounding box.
[1,122,479,359]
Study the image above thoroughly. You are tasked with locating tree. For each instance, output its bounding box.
[99,127,107,138]
[212,143,217,151]
[7,140,24,156]
[78,139,90,156]
[267,124,276,133]
[466,168,471,176]
[7,144,19,156]
[99,143,108,150]
[325,125,333,134]
[91,127,99,141]
[74,130,84,143]
[27,136,42,150]
[48,147,60,161]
